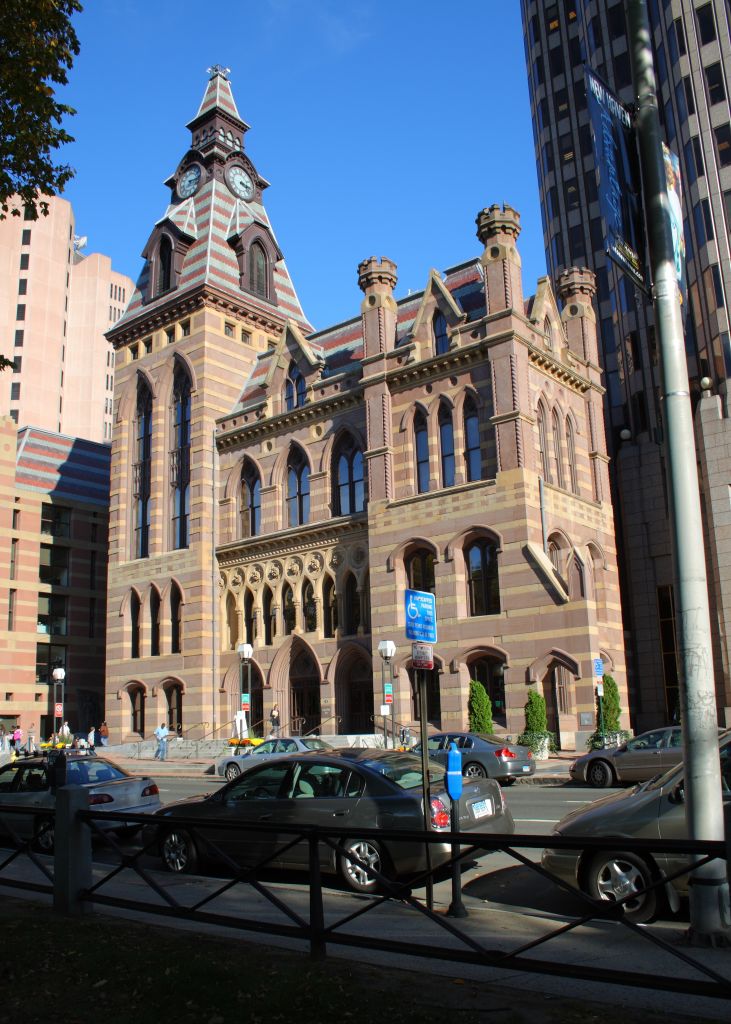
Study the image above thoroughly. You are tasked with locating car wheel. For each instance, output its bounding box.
[339,838,385,893]
[33,817,55,853]
[160,828,198,874]
[586,759,615,788]
[224,762,241,781]
[463,762,487,779]
[587,851,658,924]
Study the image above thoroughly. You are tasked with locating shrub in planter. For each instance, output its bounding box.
[468,678,493,734]
[586,674,630,750]
[517,689,556,758]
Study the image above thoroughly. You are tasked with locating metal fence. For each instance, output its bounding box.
[1,789,729,1002]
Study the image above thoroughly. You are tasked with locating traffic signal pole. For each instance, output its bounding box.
[626,0,729,943]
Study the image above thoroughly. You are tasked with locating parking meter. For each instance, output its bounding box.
[445,741,463,801]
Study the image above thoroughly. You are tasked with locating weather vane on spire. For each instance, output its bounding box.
[207,65,231,80]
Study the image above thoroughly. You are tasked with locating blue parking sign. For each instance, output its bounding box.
[405,589,437,643]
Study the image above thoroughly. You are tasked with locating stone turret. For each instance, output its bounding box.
[358,256,398,360]
[556,266,598,365]
[476,204,523,315]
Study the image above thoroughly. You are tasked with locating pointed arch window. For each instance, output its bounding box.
[134,380,152,559]
[566,417,579,494]
[287,447,310,527]
[244,589,255,645]
[536,403,550,481]
[344,574,360,636]
[170,583,182,654]
[250,242,268,297]
[130,590,141,659]
[323,576,337,638]
[433,310,449,355]
[282,583,296,635]
[464,395,481,482]
[150,587,160,656]
[241,460,261,538]
[226,591,238,650]
[551,408,564,488]
[130,685,145,736]
[414,409,430,494]
[465,538,500,616]
[158,236,173,295]
[333,435,364,515]
[406,549,435,594]
[285,363,306,411]
[439,403,455,488]
[302,580,317,632]
[263,586,275,646]
[171,365,191,549]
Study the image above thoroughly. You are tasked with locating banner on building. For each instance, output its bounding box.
[662,143,686,304]
[585,68,646,291]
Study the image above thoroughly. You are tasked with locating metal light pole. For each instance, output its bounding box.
[626,0,729,942]
[378,640,396,748]
[237,642,253,740]
[52,666,66,743]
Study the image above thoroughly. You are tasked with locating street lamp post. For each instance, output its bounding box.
[378,640,396,749]
[51,667,66,743]
[237,642,253,740]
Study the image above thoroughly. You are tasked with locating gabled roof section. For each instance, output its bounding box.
[15,428,111,508]
[409,268,466,338]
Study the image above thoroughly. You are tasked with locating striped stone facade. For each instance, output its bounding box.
[105,69,627,749]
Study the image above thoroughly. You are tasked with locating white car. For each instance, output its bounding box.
[0,753,161,851]
[216,737,334,781]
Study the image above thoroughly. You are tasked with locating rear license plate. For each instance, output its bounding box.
[471,797,493,819]
[522,765,531,772]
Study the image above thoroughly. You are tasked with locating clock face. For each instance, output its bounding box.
[178,164,201,199]
[227,165,255,200]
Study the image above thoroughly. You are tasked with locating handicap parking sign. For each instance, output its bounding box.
[405,589,437,643]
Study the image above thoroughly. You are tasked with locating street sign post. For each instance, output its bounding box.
[54,703,63,719]
[411,642,434,670]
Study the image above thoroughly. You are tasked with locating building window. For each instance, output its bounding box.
[438,403,455,487]
[21,229,31,245]
[158,236,173,294]
[249,242,267,297]
[150,587,161,656]
[262,586,275,646]
[302,580,317,632]
[433,311,449,355]
[285,363,306,411]
[134,380,153,559]
[414,409,430,494]
[343,574,360,636]
[130,686,145,736]
[566,417,579,494]
[171,365,191,550]
[38,544,68,586]
[41,504,71,538]
[14,330,23,347]
[181,319,191,337]
[464,396,481,482]
[10,383,20,403]
[244,589,255,645]
[241,460,261,537]
[282,583,295,635]
[696,2,716,45]
[705,63,726,105]
[286,447,310,527]
[551,409,564,488]
[18,278,27,295]
[12,357,21,374]
[224,321,235,338]
[714,125,731,167]
[333,436,364,515]
[37,594,68,636]
[465,538,500,616]
[166,327,175,344]
[130,590,141,658]
[170,583,183,653]
[8,589,16,631]
[469,657,506,727]
[406,549,435,594]
[537,403,551,480]
[323,576,337,638]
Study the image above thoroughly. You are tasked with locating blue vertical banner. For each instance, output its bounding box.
[585,68,646,291]
[662,143,687,305]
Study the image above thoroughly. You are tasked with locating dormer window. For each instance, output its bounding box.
[285,363,306,411]
[158,236,173,295]
[433,311,449,356]
[250,242,268,297]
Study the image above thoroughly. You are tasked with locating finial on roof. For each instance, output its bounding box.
[207,65,231,80]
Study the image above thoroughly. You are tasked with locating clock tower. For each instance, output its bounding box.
[104,67,310,742]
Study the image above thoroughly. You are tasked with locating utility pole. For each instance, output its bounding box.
[626,0,729,942]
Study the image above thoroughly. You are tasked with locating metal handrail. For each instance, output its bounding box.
[180,720,209,740]
[303,714,341,738]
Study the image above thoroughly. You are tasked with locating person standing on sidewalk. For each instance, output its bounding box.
[154,722,169,761]
[269,704,280,738]
[99,722,109,747]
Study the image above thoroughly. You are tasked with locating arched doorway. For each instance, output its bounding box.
[543,664,573,750]
[335,648,373,734]
[248,664,265,738]
[290,648,321,735]
[408,666,441,728]
[468,656,507,729]
[128,684,145,736]
[165,683,183,734]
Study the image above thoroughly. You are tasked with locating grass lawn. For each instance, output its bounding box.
[0,899,718,1024]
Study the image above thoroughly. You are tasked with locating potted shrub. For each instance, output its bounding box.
[586,674,630,750]
[517,689,555,760]
[468,678,493,734]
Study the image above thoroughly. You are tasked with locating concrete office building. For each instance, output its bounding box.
[0,195,133,444]
[104,68,627,749]
[521,0,731,728]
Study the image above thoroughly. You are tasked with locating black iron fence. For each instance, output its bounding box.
[0,791,729,1002]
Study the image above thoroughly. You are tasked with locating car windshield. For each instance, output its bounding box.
[357,752,445,790]
[301,739,331,751]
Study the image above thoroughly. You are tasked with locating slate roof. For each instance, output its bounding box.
[15,428,111,508]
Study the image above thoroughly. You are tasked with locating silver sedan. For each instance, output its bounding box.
[569,727,684,788]
[216,736,334,781]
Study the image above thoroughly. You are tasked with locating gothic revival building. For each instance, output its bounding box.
[105,68,627,750]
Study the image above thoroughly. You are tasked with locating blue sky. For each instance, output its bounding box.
[61,0,546,330]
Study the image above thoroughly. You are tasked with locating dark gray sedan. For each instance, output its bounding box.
[216,736,334,781]
[153,748,515,892]
[416,732,535,784]
[569,726,684,788]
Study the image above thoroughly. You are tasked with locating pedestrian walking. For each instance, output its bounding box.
[0,724,6,752]
[27,723,37,754]
[154,722,169,761]
[269,703,280,738]
[99,721,109,747]
[12,725,22,753]
[87,726,97,751]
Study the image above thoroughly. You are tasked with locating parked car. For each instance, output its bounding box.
[414,732,535,784]
[216,737,335,781]
[570,726,687,788]
[542,730,731,923]
[152,748,515,892]
[0,753,161,851]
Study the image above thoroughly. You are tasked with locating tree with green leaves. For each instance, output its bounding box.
[517,688,555,755]
[0,0,81,221]
[587,673,629,749]
[468,678,493,733]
